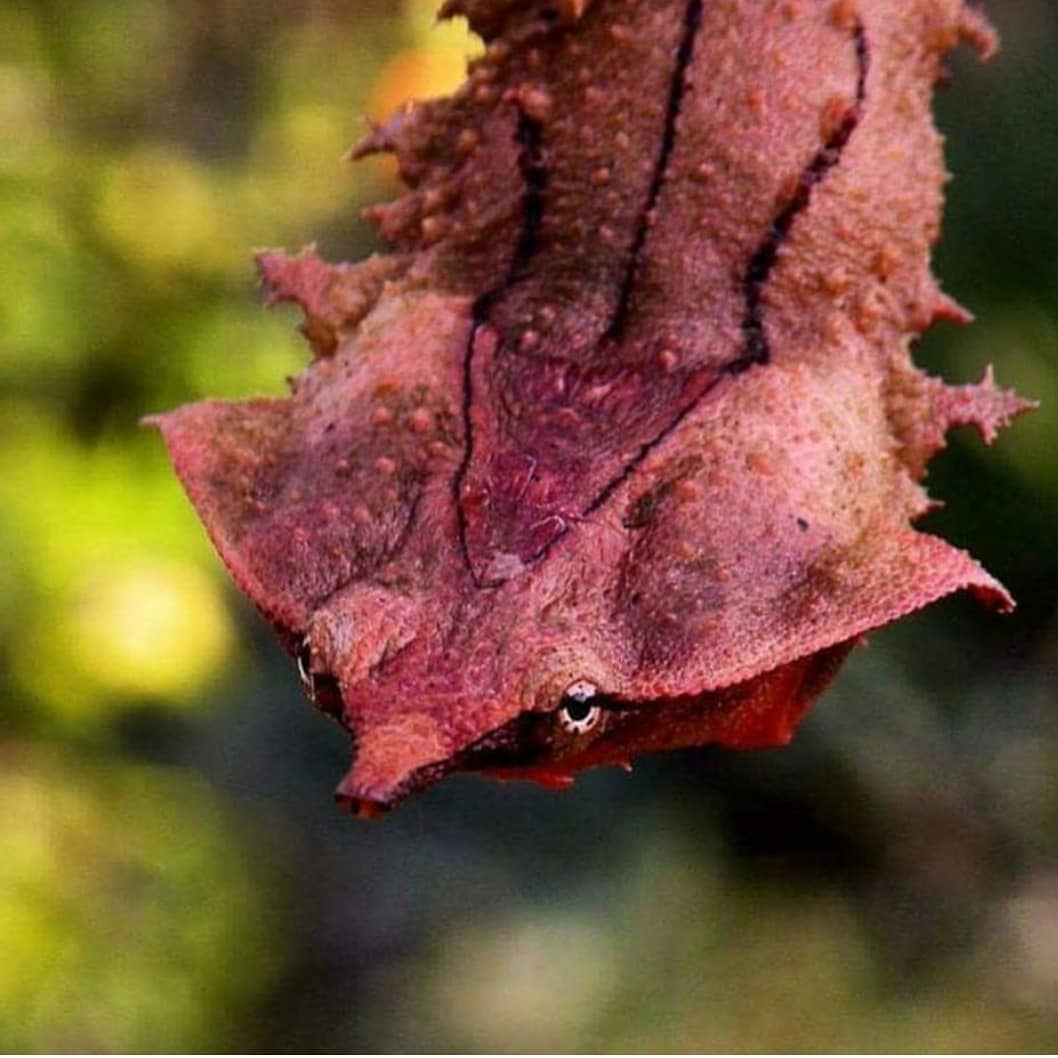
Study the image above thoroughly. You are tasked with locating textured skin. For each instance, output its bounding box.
[151,0,1030,814]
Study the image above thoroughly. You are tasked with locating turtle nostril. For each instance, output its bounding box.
[333,754,403,819]
[333,791,386,819]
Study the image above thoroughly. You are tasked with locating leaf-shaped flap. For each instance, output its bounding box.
[149,292,472,635]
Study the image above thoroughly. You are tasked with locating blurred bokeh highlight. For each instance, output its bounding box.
[1,0,1056,1050]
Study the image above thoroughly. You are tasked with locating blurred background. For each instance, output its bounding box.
[1,0,1056,1050]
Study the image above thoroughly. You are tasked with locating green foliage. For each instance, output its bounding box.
[0,0,446,1045]
[0,749,279,1052]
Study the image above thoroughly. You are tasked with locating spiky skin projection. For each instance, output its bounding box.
[150,0,1031,815]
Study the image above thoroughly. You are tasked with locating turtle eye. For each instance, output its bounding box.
[296,638,315,698]
[295,636,344,722]
[556,679,603,735]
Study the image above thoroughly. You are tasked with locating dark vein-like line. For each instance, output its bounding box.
[455,3,703,583]
[464,113,548,327]
[608,0,704,339]
[583,24,871,528]
[457,19,869,583]
[507,113,549,295]
[737,21,869,371]
[582,373,722,520]
[455,111,549,583]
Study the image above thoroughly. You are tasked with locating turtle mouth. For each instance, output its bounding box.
[329,709,585,816]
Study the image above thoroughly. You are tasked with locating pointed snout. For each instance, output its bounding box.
[333,713,452,818]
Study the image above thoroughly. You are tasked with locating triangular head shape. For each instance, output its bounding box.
[150,0,1031,815]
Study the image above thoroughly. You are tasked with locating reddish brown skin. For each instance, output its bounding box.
[149,0,1031,815]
